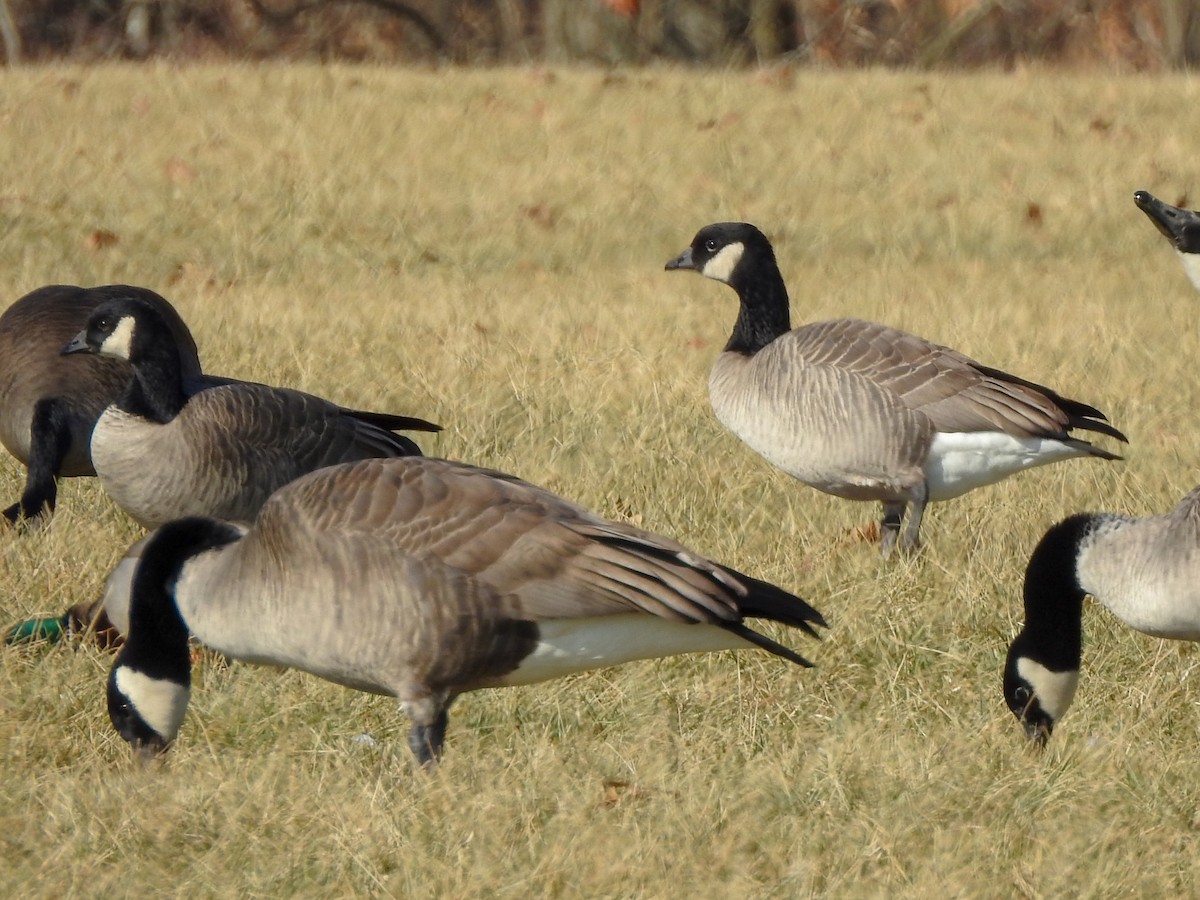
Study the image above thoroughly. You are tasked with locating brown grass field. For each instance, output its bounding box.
[2,63,1200,897]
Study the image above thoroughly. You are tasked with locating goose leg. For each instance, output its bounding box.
[879,501,905,559]
[3,398,72,526]
[407,708,449,768]
[900,481,929,554]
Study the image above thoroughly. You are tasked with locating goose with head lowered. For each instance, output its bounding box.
[1133,190,1200,292]
[1003,487,1200,745]
[106,456,827,766]
[0,284,203,524]
[665,222,1127,557]
[62,294,439,528]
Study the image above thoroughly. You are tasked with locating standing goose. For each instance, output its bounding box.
[1133,190,1200,291]
[106,456,827,765]
[62,294,440,528]
[1003,487,1200,744]
[665,222,1127,556]
[0,284,203,524]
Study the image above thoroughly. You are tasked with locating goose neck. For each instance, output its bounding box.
[1018,514,1100,669]
[725,267,791,355]
[120,346,187,424]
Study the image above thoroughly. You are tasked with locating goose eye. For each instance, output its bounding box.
[704,238,718,252]
[1013,686,1031,706]
[96,316,113,332]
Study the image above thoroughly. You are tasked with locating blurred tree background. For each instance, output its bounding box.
[0,0,1198,68]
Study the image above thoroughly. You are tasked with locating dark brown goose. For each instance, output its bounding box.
[62,294,439,528]
[0,284,202,523]
[1133,190,1200,291]
[665,223,1127,557]
[105,456,827,765]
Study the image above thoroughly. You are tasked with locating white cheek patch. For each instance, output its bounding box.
[115,667,190,742]
[701,241,745,284]
[98,316,136,359]
[1016,656,1079,723]
[1176,250,1200,292]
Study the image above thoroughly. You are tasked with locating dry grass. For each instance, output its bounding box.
[2,63,1200,897]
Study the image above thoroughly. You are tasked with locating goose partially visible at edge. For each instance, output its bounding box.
[106,456,827,766]
[1133,189,1200,291]
[0,284,204,524]
[62,293,440,529]
[1003,487,1200,744]
[665,222,1127,557]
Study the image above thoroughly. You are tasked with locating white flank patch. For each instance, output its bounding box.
[98,316,137,360]
[503,616,754,688]
[924,431,1085,501]
[701,241,745,284]
[1016,657,1079,724]
[1176,250,1200,292]
[114,667,190,742]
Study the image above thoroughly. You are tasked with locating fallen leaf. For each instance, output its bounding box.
[84,230,119,251]
[602,0,639,16]
[843,520,881,545]
[164,157,196,184]
[520,204,557,229]
[166,261,216,287]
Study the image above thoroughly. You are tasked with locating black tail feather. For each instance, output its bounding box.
[718,563,828,638]
[721,621,815,668]
[346,408,442,434]
[971,363,1128,444]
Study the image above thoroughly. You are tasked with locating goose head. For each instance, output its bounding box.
[664,222,778,291]
[61,296,162,362]
[1134,190,1200,292]
[666,223,791,354]
[1134,190,1200,253]
[107,517,245,761]
[1001,515,1095,745]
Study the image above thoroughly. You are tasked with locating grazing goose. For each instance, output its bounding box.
[62,295,440,528]
[1003,487,1200,744]
[106,456,827,765]
[1133,190,1200,291]
[665,222,1127,556]
[0,284,203,523]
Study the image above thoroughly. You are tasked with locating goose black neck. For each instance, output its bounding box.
[117,517,244,682]
[118,341,187,424]
[725,261,792,355]
[1016,514,1096,671]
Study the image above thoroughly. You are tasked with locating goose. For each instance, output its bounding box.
[664,222,1127,556]
[1133,190,1200,291]
[0,284,203,524]
[61,294,440,528]
[105,456,827,765]
[1003,487,1200,744]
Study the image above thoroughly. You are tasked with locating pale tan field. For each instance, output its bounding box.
[2,63,1200,898]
